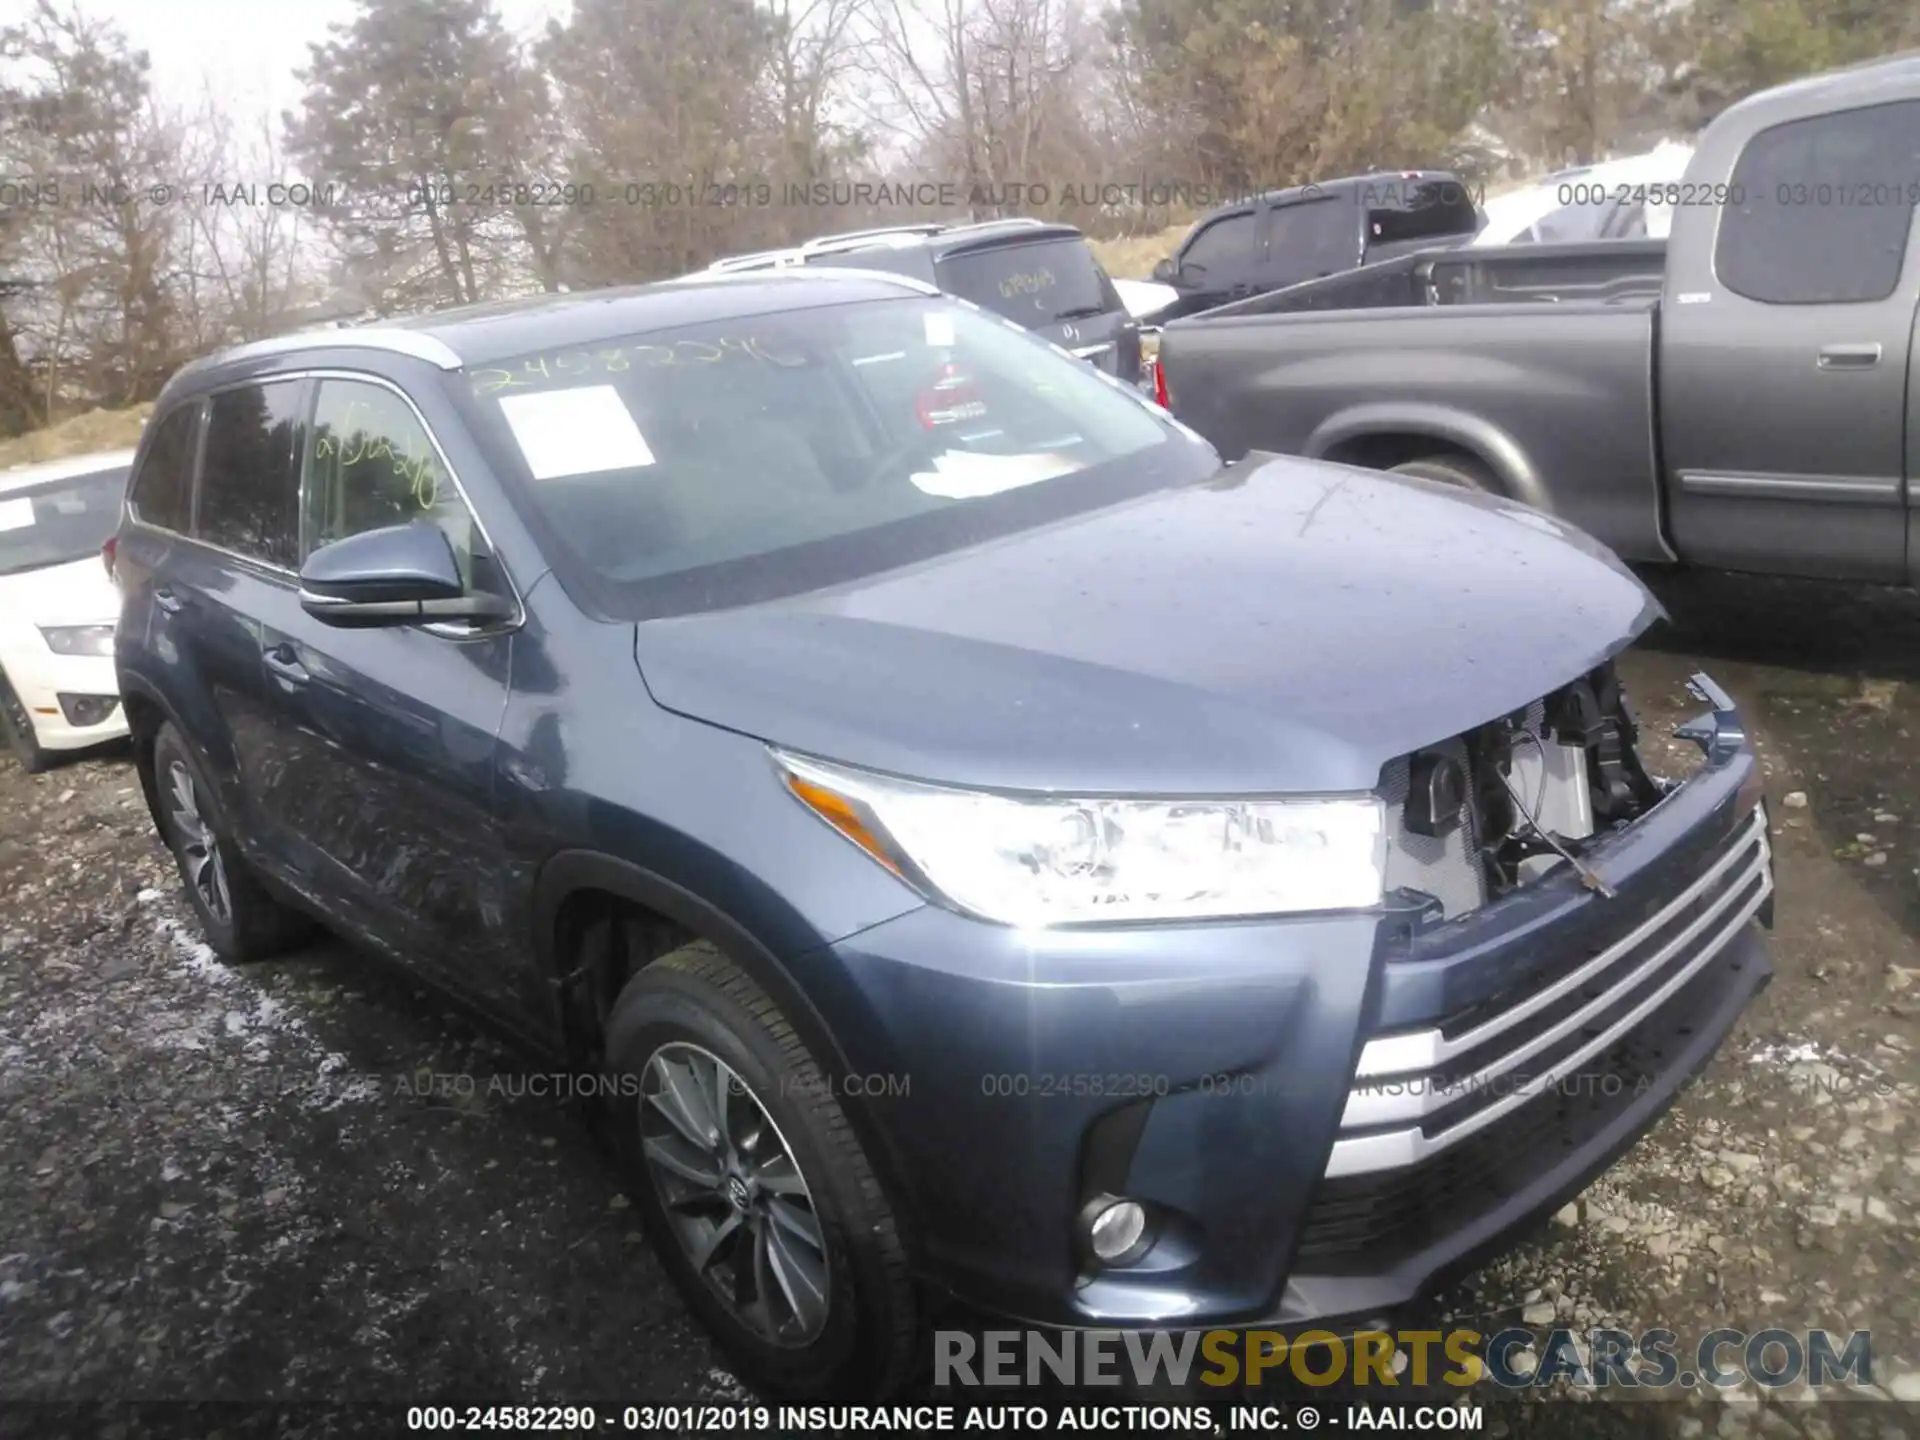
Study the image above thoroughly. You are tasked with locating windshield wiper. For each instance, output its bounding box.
[1052,305,1109,323]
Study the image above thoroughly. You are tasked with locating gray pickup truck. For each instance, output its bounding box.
[1158,53,1920,586]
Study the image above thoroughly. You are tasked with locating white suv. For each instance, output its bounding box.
[0,449,136,771]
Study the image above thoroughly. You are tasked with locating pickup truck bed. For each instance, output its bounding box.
[1161,245,1675,564]
[1219,239,1669,314]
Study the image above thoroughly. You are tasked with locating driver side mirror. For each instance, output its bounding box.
[298,521,514,629]
[1151,256,1178,284]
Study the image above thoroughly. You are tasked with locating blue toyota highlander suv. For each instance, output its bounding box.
[112,269,1774,1399]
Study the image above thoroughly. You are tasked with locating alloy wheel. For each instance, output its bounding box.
[637,1042,830,1346]
[166,760,233,925]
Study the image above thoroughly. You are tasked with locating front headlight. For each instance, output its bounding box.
[39,624,116,657]
[775,750,1386,927]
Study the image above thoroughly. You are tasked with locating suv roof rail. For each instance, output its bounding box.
[706,249,805,273]
[797,224,947,255]
[944,217,1053,233]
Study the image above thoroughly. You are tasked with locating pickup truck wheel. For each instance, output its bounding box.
[1390,455,1498,493]
[604,940,918,1400]
[0,669,55,774]
[151,722,313,963]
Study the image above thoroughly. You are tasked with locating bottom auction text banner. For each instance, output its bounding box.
[4,1398,1918,1439]
[0,1400,1488,1439]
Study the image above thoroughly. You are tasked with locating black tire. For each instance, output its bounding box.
[1389,453,1499,493]
[0,669,55,774]
[151,722,311,963]
[605,940,917,1400]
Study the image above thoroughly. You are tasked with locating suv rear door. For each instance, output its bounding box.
[117,387,305,858]
[934,234,1140,379]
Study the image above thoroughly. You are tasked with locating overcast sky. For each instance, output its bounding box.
[75,0,574,127]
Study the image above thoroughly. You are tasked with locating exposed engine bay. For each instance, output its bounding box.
[1381,661,1670,918]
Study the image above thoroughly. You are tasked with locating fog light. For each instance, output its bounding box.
[1082,1194,1149,1265]
[57,693,120,728]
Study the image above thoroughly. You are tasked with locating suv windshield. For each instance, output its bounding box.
[456,295,1208,618]
[936,239,1111,326]
[0,465,129,577]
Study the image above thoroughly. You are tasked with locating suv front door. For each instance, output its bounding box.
[256,372,524,1011]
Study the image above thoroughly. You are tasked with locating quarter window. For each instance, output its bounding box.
[1717,101,1920,305]
[197,380,305,567]
[128,402,199,532]
[301,378,496,593]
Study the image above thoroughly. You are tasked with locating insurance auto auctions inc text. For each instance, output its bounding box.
[936,1326,1874,1394]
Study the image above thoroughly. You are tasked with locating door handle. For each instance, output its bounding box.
[1817,343,1882,370]
[153,588,183,614]
[264,646,310,686]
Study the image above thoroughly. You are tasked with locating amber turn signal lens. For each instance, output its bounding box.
[783,773,905,879]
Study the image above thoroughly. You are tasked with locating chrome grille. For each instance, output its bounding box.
[1325,806,1771,1180]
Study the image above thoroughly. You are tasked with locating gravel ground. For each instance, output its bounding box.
[3,569,1920,1439]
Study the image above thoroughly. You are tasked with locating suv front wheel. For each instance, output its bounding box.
[604,940,918,1400]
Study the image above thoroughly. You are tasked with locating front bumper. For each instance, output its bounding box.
[820,685,1771,1329]
[10,650,127,750]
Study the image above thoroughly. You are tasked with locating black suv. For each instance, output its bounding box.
[1151,171,1484,319]
[706,220,1143,382]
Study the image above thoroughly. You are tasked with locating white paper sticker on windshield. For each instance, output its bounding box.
[923,311,956,348]
[910,450,1079,500]
[0,497,34,532]
[497,386,655,479]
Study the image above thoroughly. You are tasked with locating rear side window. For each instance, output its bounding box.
[1717,101,1920,305]
[1368,181,1481,246]
[197,380,306,568]
[1272,198,1359,275]
[128,402,199,532]
[1179,213,1255,273]
[936,238,1108,326]
[302,378,499,594]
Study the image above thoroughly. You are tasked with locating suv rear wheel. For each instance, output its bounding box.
[604,940,918,1399]
[151,722,311,963]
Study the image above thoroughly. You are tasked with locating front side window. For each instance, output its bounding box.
[197,380,305,568]
[128,402,199,533]
[1180,213,1256,273]
[0,465,130,577]
[302,378,495,592]
[1717,101,1920,305]
[456,295,1209,618]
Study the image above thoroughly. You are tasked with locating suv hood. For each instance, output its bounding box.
[632,456,1662,795]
